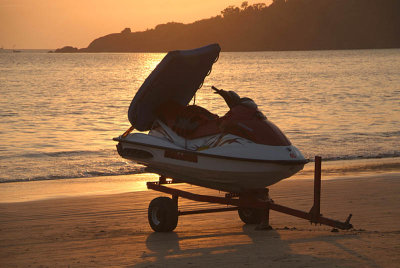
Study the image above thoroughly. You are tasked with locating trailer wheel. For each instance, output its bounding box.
[238,208,264,224]
[148,197,178,232]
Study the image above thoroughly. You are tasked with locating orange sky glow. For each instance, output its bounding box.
[0,0,271,49]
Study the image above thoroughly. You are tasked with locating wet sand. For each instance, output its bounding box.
[1,173,399,267]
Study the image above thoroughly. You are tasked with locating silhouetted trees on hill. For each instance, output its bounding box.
[66,0,399,52]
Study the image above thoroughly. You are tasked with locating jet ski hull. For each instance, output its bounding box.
[115,136,307,193]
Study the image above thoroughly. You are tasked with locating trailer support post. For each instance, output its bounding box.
[257,203,272,230]
[310,155,322,223]
[172,194,179,206]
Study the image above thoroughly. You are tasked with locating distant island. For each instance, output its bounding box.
[55,0,400,53]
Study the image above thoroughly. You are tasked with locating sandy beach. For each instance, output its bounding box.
[1,173,399,267]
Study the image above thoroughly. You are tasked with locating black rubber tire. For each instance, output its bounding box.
[238,207,264,224]
[148,197,178,232]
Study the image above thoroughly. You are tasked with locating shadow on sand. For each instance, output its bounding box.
[132,224,376,267]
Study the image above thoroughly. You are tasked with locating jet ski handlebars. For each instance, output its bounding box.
[212,86,241,109]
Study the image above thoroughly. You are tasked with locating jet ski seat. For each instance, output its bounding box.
[156,101,220,139]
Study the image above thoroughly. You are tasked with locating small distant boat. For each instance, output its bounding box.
[114,44,308,193]
[13,50,21,53]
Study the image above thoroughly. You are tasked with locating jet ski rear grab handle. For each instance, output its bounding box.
[146,156,353,231]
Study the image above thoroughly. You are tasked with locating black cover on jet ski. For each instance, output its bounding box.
[128,43,221,131]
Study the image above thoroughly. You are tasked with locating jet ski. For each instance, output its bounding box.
[113,44,308,193]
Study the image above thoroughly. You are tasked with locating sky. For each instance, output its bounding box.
[0,0,271,49]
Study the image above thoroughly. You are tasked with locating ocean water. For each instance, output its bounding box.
[0,49,399,183]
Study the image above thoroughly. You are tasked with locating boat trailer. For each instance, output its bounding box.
[146,156,353,232]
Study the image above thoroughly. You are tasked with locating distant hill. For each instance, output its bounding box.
[56,0,400,53]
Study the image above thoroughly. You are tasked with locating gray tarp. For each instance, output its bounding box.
[128,44,221,131]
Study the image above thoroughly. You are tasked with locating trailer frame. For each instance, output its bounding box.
[146,156,353,231]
